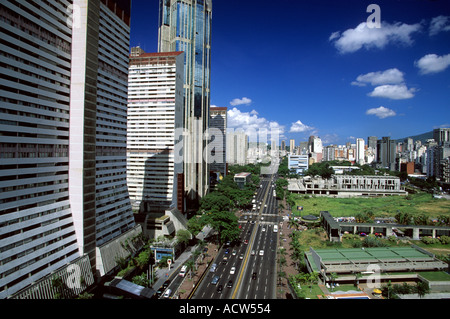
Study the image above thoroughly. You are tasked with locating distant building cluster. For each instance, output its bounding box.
[279,129,450,187]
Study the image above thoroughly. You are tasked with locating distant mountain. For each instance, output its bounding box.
[395,130,433,144]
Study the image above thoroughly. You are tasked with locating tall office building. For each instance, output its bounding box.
[127,49,184,214]
[356,138,365,165]
[209,107,227,179]
[227,131,248,165]
[0,0,136,298]
[377,136,397,170]
[289,139,295,154]
[433,128,450,145]
[158,0,212,207]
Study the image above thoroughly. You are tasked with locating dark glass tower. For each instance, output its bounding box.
[158,0,212,207]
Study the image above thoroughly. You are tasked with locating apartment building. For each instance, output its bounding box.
[127,49,184,215]
[0,0,137,299]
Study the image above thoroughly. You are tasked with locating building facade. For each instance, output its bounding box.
[227,130,248,165]
[158,0,212,206]
[0,0,137,298]
[288,155,309,175]
[377,136,396,170]
[209,107,227,179]
[127,49,184,213]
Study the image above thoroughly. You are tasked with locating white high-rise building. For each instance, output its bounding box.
[0,0,137,299]
[127,49,184,213]
[356,138,365,165]
[227,131,248,165]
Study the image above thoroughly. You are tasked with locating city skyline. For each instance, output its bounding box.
[130,0,450,146]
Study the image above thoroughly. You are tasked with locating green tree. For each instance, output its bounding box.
[205,210,240,244]
[135,249,151,270]
[176,229,192,246]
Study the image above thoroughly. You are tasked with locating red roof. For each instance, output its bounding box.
[210,107,228,111]
[131,51,184,58]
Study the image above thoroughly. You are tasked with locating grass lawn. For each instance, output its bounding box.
[291,192,450,219]
[419,271,450,281]
[294,284,324,299]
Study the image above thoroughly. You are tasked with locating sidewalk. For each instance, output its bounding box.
[177,241,219,299]
[153,246,193,290]
[152,225,216,293]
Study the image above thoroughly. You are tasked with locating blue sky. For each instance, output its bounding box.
[130,0,450,145]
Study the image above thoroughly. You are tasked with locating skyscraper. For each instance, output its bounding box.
[209,107,227,179]
[158,0,212,207]
[377,136,396,170]
[127,49,184,215]
[356,138,365,164]
[0,0,137,298]
[227,131,248,165]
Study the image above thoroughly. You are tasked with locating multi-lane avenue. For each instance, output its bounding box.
[192,172,280,299]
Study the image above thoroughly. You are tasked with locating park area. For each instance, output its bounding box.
[290,192,450,219]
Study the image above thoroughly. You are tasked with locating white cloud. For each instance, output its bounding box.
[366,106,397,119]
[230,97,252,106]
[368,84,416,100]
[352,68,405,86]
[415,53,450,75]
[429,15,450,36]
[289,120,314,133]
[330,21,422,54]
[227,107,285,140]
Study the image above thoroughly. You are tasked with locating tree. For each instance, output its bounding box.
[205,210,240,244]
[200,192,232,212]
[176,229,192,246]
[135,249,151,271]
[415,281,430,298]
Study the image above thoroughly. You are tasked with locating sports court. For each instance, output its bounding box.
[307,246,447,275]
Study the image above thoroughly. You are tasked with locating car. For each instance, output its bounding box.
[239,254,244,260]
[163,289,172,299]
[251,250,255,256]
[252,272,257,280]
[230,267,236,275]
[227,280,233,288]
[244,239,248,245]
[217,284,223,293]
[211,275,220,285]
[225,248,230,254]
[259,250,264,256]
[162,280,171,289]
[222,256,228,264]
[262,227,266,232]
[155,288,164,298]
[232,250,237,256]
[210,263,217,273]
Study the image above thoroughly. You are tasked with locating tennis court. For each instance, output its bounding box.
[316,246,430,263]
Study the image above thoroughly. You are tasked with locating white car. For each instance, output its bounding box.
[262,227,266,232]
[230,267,236,275]
[259,250,264,256]
[163,289,172,299]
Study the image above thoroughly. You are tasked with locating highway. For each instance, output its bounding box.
[192,172,280,299]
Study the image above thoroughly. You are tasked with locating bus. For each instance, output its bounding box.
[273,225,278,233]
[179,265,187,277]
